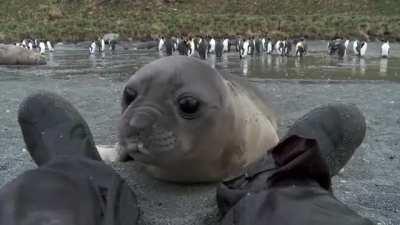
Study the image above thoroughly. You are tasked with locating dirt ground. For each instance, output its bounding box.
[0,76,399,225]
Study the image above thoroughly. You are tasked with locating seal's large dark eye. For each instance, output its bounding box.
[123,87,137,106]
[178,96,200,119]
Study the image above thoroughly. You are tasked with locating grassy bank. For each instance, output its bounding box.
[1,0,400,42]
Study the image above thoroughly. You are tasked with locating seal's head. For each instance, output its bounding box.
[119,56,235,181]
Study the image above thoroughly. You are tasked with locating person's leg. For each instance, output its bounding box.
[0,91,139,225]
[217,103,374,225]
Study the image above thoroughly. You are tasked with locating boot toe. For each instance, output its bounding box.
[18,91,101,166]
[287,103,366,176]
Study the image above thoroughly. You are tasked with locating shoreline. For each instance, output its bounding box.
[1,32,399,45]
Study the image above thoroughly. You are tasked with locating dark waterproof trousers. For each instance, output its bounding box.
[0,157,139,225]
[217,135,374,225]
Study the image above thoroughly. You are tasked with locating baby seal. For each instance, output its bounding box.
[118,56,279,182]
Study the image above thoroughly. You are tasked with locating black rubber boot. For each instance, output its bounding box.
[18,91,101,166]
[285,103,366,176]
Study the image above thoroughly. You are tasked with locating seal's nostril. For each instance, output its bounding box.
[129,117,144,130]
[129,112,156,132]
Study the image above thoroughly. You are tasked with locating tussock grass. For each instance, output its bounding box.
[1,0,399,42]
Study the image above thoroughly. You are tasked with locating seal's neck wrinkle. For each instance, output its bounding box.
[224,78,279,167]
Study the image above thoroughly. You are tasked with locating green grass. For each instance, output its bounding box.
[1,0,400,42]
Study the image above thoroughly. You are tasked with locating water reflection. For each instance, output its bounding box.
[209,55,216,69]
[261,54,265,67]
[47,53,55,65]
[241,58,248,76]
[1,44,400,82]
[351,57,357,76]
[89,54,97,68]
[360,58,366,76]
[267,55,272,67]
[294,57,301,68]
[222,53,228,65]
[275,56,282,70]
[379,58,388,76]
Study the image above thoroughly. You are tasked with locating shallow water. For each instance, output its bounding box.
[1,40,400,82]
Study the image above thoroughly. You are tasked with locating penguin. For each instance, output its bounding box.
[46,41,54,52]
[248,37,256,55]
[236,38,242,53]
[328,39,336,55]
[261,38,266,51]
[223,38,229,52]
[215,38,224,58]
[96,39,101,52]
[89,41,97,54]
[209,37,216,53]
[175,37,180,52]
[194,38,200,51]
[337,40,346,59]
[255,38,262,55]
[267,38,273,54]
[39,41,46,54]
[198,38,209,60]
[284,39,292,56]
[28,41,33,50]
[31,39,37,49]
[177,38,188,55]
[241,39,249,58]
[275,40,282,55]
[164,38,174,56]
[381,40,390,58]
[174,37,179,51]
[110,40,117,52]
[279,41,285,56]
[158,37,165,51]
[359,41,367,57]
[248,37,255,56]
[101,38,105,52]
[22,40,27,49]
[295,38,306,57]
[188,38,195,56]
[344,39,349,49]
[353,40,359,55]
[343,39,349,56]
